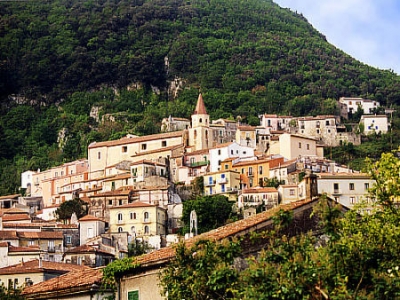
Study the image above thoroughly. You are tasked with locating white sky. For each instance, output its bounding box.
[274,0,400,75]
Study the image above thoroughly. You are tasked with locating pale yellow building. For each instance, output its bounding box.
[269,133,318,160]
[188,93,210,151]
[88,131,187,180]
[109,202,167,239]
[203,170,241,200]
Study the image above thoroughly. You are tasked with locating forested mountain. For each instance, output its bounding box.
[1,0,400,195]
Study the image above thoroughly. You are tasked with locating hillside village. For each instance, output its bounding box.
[0,94,390,298]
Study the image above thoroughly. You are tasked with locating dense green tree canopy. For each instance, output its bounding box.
[182,194,234,234]
[160,152,400,299]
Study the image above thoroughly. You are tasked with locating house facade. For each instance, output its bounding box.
[360,115,389,135]
[109,202,167,239]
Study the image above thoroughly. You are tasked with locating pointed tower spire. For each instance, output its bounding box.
[193,93,207,115]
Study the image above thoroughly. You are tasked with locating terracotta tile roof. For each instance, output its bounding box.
[2,214,31,222]
[0,241,8,247]
[131,144,185,157]
[242,187,278,194]
[0,259,89,275]
[237,125,256,131]
[8,245,41,252]
[211,142,234,149]
[4,207,28,214]
[18,231,63,239]
[102,173,131,182]
[0,230,18,239]
[134,199,313,267]
[318,172,371,179]
[22,267,103,297]
[110,201,156,209]
[193,93,207,115]
[184,149,209,156]
[88,131,185,149]
[79,215,105,222]
[64,244,114,256]
[0,194,20,200]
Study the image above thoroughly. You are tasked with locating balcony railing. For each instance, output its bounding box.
[205,180,216,186]
[188,160,209,167]
[217,178,228,184]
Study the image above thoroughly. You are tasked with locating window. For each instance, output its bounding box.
[144,212,149,222]
[218,149,221,155]
[221,174,225,179]
[130,212,137,219]
[365,183,370,190]
[122,146,127,153]
[162,141,167,147]
[118,213,123,223]
[98,152,101,160]
[349,183,355,190]
[141,144,147,150]
[224,164,229,170]
[306,144,310,150]
[209,177,213,185]
[298,142,302,149]
[333,183,339,192]
[289,189,295,196]
[221,184,225,193]
[231,149,233,155]
[131,226,136,234]
[144,225,149,234]
[350,197,356,204]
[87,227,94,238]
[248,167,253,176]
[48,240,55,252]
[118,227,123,233]
[259,166,263,175]
[65,236,72,244]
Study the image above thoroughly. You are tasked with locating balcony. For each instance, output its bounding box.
[217,178,228,184]
[332,189,342,195]
[143,218,150,224]
[205,180,216,186]
[188,160,209,168]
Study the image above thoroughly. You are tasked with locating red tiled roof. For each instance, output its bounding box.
[193,93,207,115]
[0,194,20,200]
[134,199,313,267]
[88,131,185,149]
[18,231,63,239]
[64,244,114,256]
[8,245,40,252]
[22,267,103,297]
[110,201,156,209]
[79,214,105,222]
[2,214,30,222]
[0,259,89,275]
[242,187,278,194]
[0,230,18,239]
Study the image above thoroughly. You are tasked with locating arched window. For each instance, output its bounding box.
[118,227,123,233]
[117,213,123,223]
[144,225,149,234]
[131,226,135,234]
[199,118,202,123]
[144,212,149,222]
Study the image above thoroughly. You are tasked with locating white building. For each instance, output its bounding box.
[208,142,255,172]
[339,97,380,118]
[360,115,389,135]
[317,172,375,208]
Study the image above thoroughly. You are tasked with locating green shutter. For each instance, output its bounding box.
[128,290,139,300]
